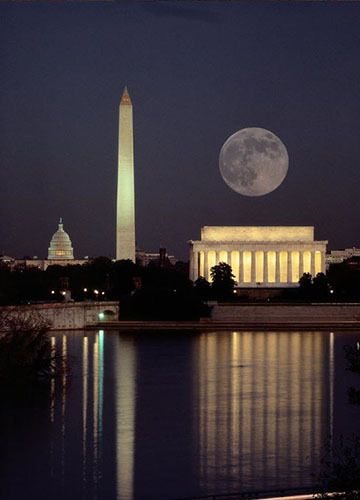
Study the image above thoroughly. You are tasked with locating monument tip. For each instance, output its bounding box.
[120,86,132,106]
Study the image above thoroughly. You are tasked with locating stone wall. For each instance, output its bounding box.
[0,302,119,330]
[211,303,360,323]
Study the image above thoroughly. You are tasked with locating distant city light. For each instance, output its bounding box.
[51,290,55,294]
[101,291,105,296]
[61,291,66,296]
[94,289,99,295]
[83,288,88,292]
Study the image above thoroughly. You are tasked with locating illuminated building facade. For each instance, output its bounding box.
[136,248,177,267]
[48,217,74,260]
[116,86,136,262]
[4,218,87,270]
[189,226,327,286]
[326,247,360,269]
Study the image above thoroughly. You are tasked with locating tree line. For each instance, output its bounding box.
[2,257,360,315]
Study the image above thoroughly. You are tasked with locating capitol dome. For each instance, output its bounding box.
[48,218,74,260]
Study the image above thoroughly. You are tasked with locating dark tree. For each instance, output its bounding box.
[313,272,329,300]
[327,261,360,300]
[210,262,236,300]
[299,272,313,299]
[112,259,139,297]
[316,435,360,499]
[194,276,211,300]
[0,311,60,383]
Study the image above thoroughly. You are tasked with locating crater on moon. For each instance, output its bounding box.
[219,127,289,197]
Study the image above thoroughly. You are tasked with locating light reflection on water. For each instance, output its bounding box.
[194,331,331,494]
[115,333,136,500]
[1,329,359,500]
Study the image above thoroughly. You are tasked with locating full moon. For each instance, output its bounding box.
[219,127,289,197]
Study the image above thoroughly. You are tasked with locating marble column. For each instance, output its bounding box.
[311,251,316,277]
[204,251,209,281]
[237,251,241,284]
[287,252,292,284]
[276,251,281,284]
[239,251,244,285]
[194,251,199,281]
[263,251,268,285]
[251,251,256,284]
[299,251,304,278]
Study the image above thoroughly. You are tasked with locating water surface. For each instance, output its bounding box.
[1,330,359,499]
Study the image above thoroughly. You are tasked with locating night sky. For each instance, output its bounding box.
[1,1,360,261]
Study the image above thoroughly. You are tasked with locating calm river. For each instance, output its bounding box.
[1,330,360,500]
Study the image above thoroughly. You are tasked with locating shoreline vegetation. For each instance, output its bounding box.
[3,258,360,327]
[0,310,65,387]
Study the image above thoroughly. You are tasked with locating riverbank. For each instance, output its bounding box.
[90,319,360,331]
[0,301,119,330]
[91,302,360,331]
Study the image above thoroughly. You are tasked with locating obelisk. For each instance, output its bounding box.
[116,86,135,261]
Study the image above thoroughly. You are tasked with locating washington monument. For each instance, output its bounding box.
[116,86,135,261]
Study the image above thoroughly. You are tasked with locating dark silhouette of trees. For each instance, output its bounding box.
[122,264,209,320]
[316,435,360,499]
[0,311,61,384]
[313,272,329,299]
[0,258,211,319]
[299,272,313,298]
[298,272,329,301]
[210,262,236,300]
[194,276,211,301]
[327,261,360,300]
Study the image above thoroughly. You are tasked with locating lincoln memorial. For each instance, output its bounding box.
[189,226,327,287]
